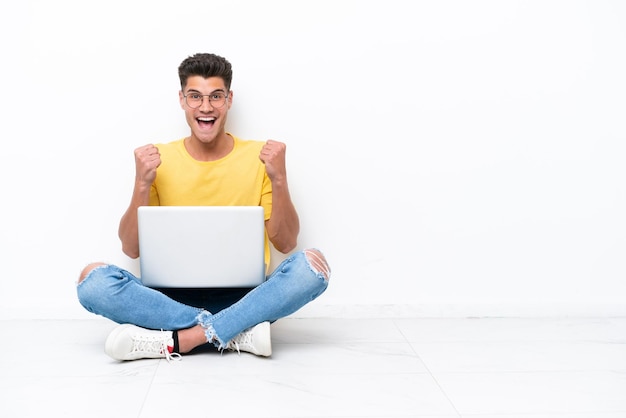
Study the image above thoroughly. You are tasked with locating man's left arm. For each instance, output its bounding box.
[259,140,300,253]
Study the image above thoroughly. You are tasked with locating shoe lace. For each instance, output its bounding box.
[165,350,182,362]
[131,331,182,362]
[227,330,253,355]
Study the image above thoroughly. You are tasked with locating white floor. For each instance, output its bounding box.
[3,317,626,417]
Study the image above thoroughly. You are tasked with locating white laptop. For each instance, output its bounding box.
[137,206,266,288]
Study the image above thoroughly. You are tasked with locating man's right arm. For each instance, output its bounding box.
[118,144,161,259]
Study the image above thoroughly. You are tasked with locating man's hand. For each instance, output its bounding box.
[259,140,287,182]
[134,144,161,186]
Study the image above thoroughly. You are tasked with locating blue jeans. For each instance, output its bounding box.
[77,250,329,349]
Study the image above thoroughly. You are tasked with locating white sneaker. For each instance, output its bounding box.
[226,321,272,357]
[105,324,181,362]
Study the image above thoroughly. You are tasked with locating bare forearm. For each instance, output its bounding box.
[266,179,299,253]
[118,182,151,259]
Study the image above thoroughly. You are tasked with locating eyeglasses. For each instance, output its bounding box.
[183,91,229,109]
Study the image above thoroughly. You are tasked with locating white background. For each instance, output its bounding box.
[1,0,624,319]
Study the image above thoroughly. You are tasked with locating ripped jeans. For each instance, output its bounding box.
[77,249,329,349]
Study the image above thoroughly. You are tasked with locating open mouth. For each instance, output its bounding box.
[197,117,216,128]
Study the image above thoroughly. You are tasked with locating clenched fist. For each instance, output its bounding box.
[134,144,161,186]
[259,140,287,182]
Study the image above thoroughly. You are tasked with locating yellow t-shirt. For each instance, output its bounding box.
[150,135,273,268]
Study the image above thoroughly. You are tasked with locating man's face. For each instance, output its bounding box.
[179,75,232,145]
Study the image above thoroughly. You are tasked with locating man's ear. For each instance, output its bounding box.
[179,90,186,109]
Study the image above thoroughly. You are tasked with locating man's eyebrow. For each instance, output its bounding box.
[185,88,226,94]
